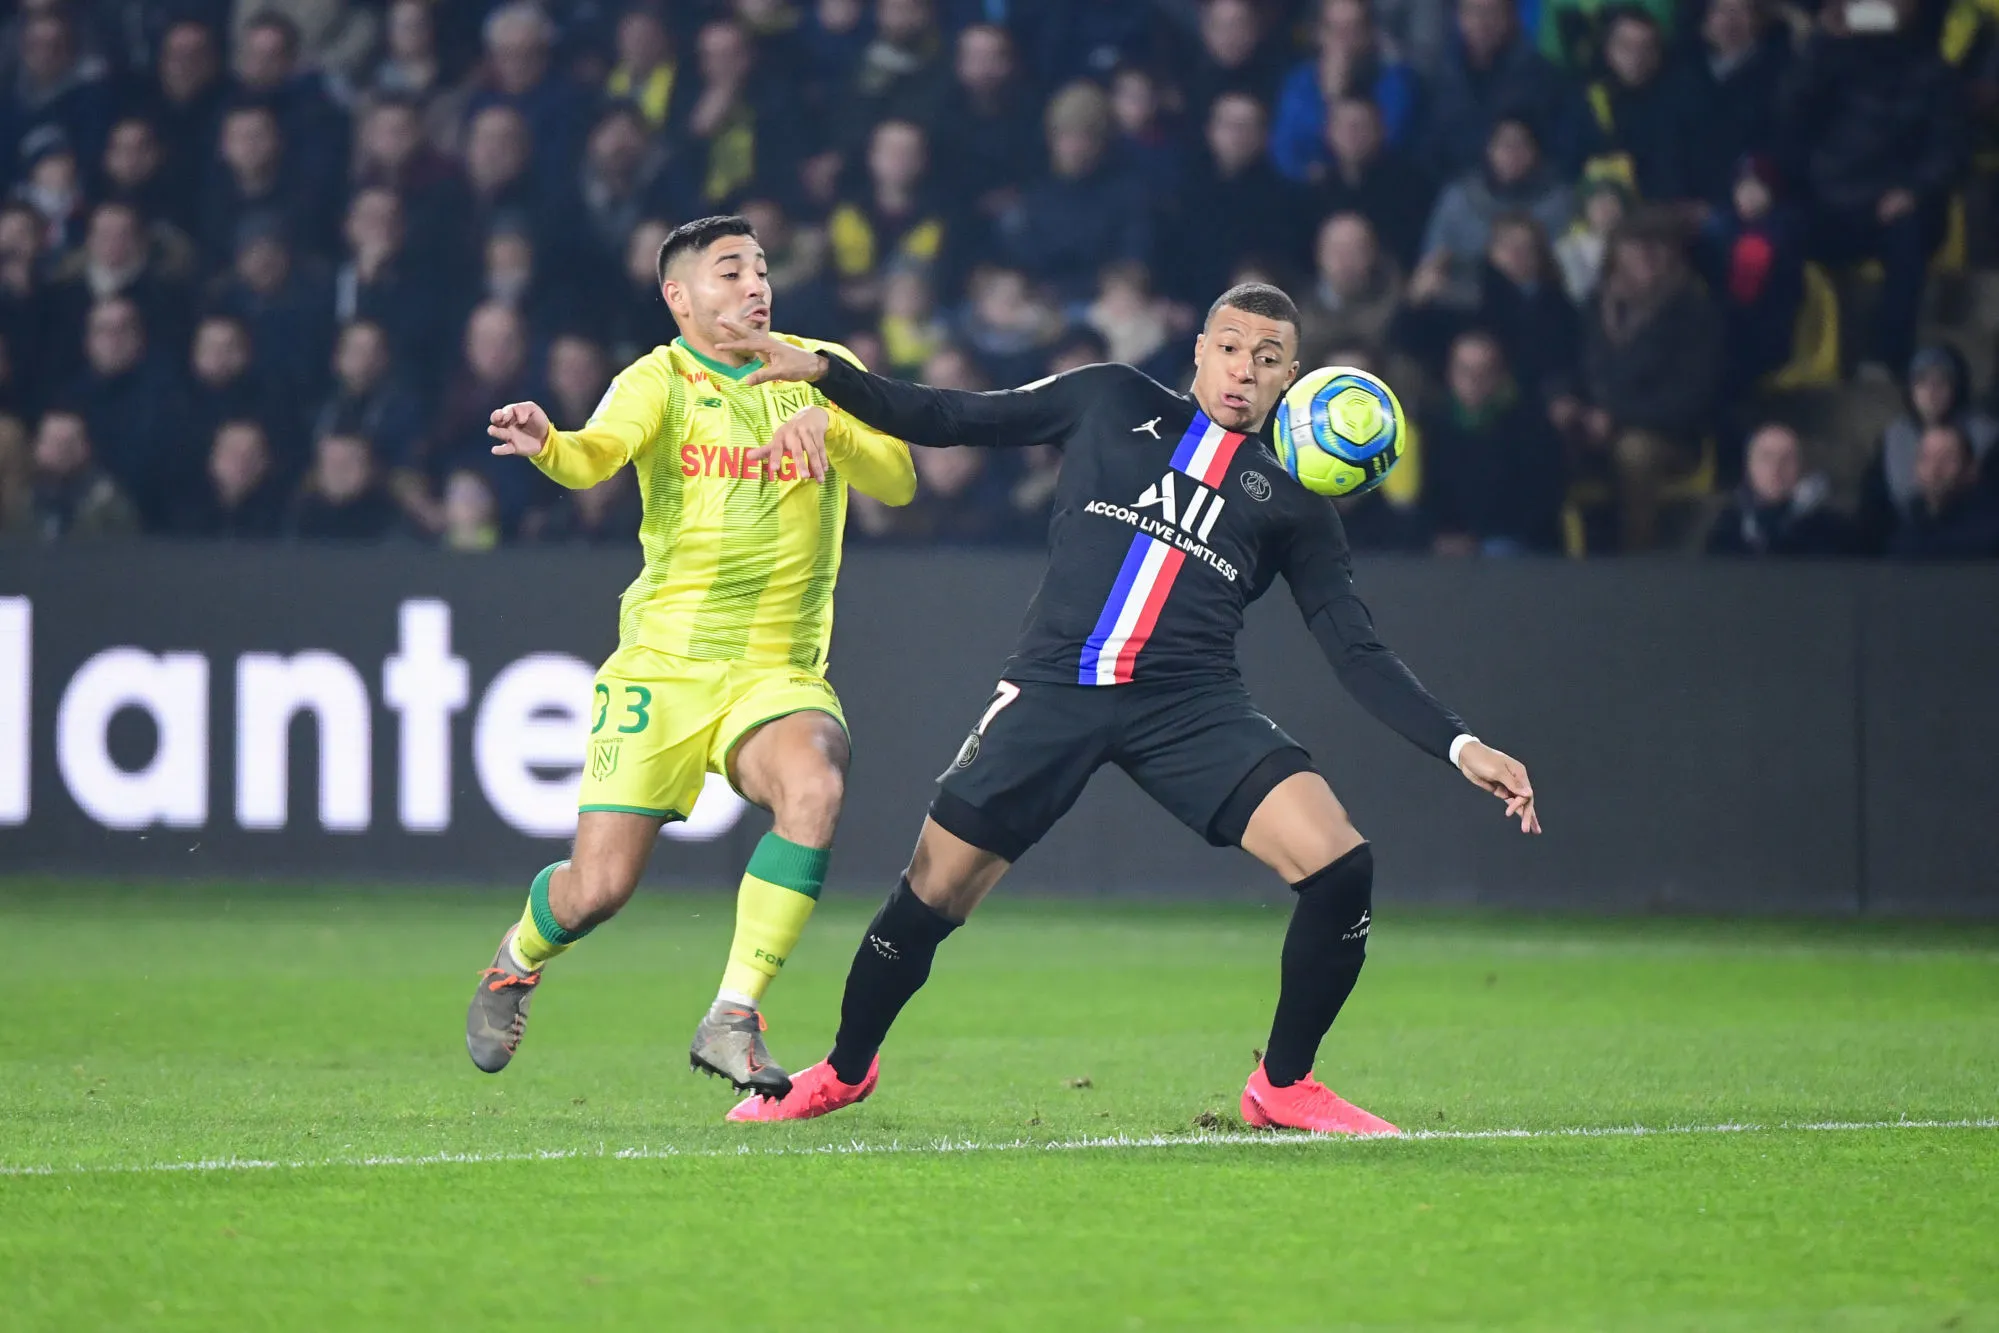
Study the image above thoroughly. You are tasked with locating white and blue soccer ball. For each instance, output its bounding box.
[1272,366,1407,498]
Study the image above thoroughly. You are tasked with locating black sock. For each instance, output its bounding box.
[1264,843,1373,1088]
[828,878,961,1084]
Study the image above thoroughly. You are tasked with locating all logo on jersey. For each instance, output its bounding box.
[1133,471,1228,541]
[1240,470,1271,502]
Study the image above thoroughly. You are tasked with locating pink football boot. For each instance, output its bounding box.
[727,1055,879,1122]
[1240,1061,1399,1135]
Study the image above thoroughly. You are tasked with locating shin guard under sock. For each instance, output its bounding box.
[827,878,960,1084]
[1263,843,1373,1087]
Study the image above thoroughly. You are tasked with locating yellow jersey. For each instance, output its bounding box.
[531,334,915,670]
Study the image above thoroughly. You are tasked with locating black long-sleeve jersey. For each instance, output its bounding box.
[814,355,1470,760]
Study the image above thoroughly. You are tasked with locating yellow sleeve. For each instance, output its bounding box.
[531,361,669,490]
[813,342,916,507]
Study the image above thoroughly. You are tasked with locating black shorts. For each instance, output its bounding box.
[930,677,1315,863]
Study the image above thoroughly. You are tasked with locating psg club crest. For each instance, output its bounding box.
[953,732,981,769]
[1239,470,1272,502]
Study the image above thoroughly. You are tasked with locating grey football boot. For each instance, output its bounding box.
[466,926,541,1073]
[689,1000,792,1100]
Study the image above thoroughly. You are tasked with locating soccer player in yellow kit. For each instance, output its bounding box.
[464,215,915,1100]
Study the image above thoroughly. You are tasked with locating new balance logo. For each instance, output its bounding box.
[1134,471,1227,541]
[1132,417,1162,439]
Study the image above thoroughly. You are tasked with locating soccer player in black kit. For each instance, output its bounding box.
[713,285,1540,1133]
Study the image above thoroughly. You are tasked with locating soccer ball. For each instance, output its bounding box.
[1272,366,1406,498]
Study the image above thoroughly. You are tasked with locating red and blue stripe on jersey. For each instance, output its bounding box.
[1077,414,1246,685]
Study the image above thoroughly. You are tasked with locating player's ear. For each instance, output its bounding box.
[1192,331,1206,369]
[1286,360,1300,389]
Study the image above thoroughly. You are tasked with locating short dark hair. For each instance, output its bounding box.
[655,214,759,285]
[244,10,302,54]
[1206,282,1299,330]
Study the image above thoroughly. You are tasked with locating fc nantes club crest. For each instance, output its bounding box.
[590,739,620,781]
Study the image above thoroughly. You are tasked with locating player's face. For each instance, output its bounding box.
[1191,309,1298,433]
[666,237,773,341]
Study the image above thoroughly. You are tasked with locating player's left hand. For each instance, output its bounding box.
[715,318,826,386]
[1457,742,1542,834]
[746,405,831,482]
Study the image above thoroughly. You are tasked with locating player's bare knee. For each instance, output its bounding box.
[774,762,845,845]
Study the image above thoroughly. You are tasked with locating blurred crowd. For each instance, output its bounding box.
[3,0,1998,556]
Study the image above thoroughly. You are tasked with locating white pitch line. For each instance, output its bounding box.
[2,1118,1994,1180]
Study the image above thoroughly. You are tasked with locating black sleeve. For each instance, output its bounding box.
[1282,496,1470,761]
[813,354,1121,449]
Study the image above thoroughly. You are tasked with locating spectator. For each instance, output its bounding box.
[426,301,547,531]
[440,468,501,551]
[202,105,305,270]
[1298,212,1406,371]
[606,217,673,364]
[879,268,950,378]
[1167,93,1307,304]
[545,334,613,431]
[1421,329,1566,554]
[568,106,662,294]
[208,219,334,406]
[0,411,27,535]
[288,431,403,541]
[605,7,678,130]
[670,19,799,215]
[1425,0,1587,179]
[1704,421,1853,556]
[1554,175,1628,303]
[100,117,195,235]
[230,0,379,91]
[795,0,872,123]
[1179,0,1286,129]
[1557,213,1723,551]
[314,319,427,474]
[1306,93,1437,269]
[460,105,540,259]
[1694,155,1806,403]
[170,419,288,539]
[862,345,1023,543]
[15,407,138,541]
[1271,0,1422,184]
[837,0,952,151]
[229,11,349,221]
[1028,0,1168,89]
[60,295,179,520]
[540,468,643,544]
[13,129,85,258]
[1585,9,1698,203]
[0,201,50,402]
[1858,344,1999,549]
[136,20,226,193]
[1002,82,1151,302]
[7,8,114,176]
[354,97,464,269]
[828,118,948,316]
[1109,64,1187,200]
[1685,0,1794,209]
[182,313,291,491]
[1887,424,1999,557]
[1783,0,1969,376]
[1540,0,1677,72]
[477,224,575,335]
[1477,213,1579,400]
[371,0,447,108]
[334,186,436,379]
[955,263,1067,388]
[934,24,1041,234]
[1417,116,1574,305]
[740,199,839,342]
[48,201,193,363]
[464,3,588,189]
[1086,261,1190,382]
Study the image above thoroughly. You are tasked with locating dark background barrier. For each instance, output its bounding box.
[1,547,1993,914]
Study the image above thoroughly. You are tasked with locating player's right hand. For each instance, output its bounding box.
[1457,742,1542,835]
[488,401,551,457]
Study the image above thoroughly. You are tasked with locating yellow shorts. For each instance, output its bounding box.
[579,645,848,822]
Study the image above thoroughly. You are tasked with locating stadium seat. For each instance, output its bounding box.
[1560,436,1718,556]
[1763,263,1842,392]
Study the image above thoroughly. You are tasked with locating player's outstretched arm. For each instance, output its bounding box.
[716,317,1091,450]
[489,368,663,489]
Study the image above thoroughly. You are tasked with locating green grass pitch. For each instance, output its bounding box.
[4,879,1996,1331]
